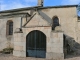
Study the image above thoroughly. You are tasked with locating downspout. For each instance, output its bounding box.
[21,17,22,28]
[20,14,27,32]
[20,17,23,32]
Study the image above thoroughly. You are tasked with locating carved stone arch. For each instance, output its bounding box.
[52,16,59,30]
[6,20,13,36]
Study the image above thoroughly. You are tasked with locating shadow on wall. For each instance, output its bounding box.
[64,34,80,59]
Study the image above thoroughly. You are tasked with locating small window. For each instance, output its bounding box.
[9,22,13,35]
[52,17,59,30]
[6,20,13,35]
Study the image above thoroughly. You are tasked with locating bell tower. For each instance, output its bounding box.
[38,0,44,6]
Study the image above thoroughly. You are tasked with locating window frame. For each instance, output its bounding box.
[6,20,13,36]
[52,16,59,30]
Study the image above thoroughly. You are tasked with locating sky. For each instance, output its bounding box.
[0,0,80,11]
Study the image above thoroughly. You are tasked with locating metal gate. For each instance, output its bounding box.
[26,30,46,58]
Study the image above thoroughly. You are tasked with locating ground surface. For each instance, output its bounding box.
[64,55,80,60]
[0,53,80,60]
[65,56,80,60]
[0,53,52,60]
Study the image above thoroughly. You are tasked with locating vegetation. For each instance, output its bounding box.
[3,48,13,54]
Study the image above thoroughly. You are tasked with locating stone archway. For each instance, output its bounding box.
[26,30,46,58]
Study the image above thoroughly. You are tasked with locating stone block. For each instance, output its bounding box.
[47,37,50,43]
[46,52,64,60]
[58,32,63,38]
[52,43,63,48]
[14,42,26,47]
[51,38,59,43]
[20,51,26,57]
[23,43,26,51]
[46,52,53,59]
[51,47,63,53]
[14,46,23,51]
[47,43,52,47]
[47,47,52,52]
[52,53,64,60]
[52,33,58,38]
[13,50,26,57]
[59,38,63,43]
[14,38,21,42]
[44,27,50,29]
[13,50,21,57]
[14,28,23,33]
[55,26,62,31]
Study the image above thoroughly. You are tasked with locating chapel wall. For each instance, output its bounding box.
[0,17,21,51]
[41,7,77,41]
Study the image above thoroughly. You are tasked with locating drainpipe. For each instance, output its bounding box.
[20,14,27,32]
[19,16,23,32]
[21,17,22,28]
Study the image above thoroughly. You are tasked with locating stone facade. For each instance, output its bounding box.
[0,17,21,50]
[13,27,64,60]
[0,4,78,60]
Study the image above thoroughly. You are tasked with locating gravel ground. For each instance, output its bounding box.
[64,55,80,60]
[0,53,50,60]
[0,53,80,60]
[65,56,80,60]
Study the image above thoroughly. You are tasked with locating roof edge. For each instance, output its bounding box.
[40,5,78,9]
[0,5,78,13]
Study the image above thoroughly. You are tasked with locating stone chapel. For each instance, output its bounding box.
[0,0,80,60]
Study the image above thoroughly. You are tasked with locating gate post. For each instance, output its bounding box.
[46,31,64,60]
[13,28,26,57]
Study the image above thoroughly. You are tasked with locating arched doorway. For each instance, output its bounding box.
[26,30,46,58]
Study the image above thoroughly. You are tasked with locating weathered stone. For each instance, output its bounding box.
[14,46,23,51]
[46,52,64,60]
[0,2,78,60]
[13,50,26,57]
[55,26,62,32]
[14,28,23,33]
